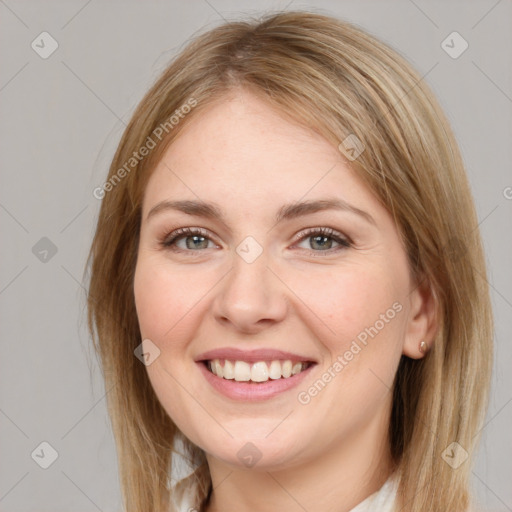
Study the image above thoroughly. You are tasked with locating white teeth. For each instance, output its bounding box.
[207,358,309,382]
[292,362,302,375]
[214,360,223,378]
[234,361,251,381]
[269,360,282,379]
[251,361,269,382]
[223,360,235,379]
[282,360,292,378]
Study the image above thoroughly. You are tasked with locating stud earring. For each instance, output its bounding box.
[419,340,428,354]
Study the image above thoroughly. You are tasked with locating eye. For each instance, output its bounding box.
[293,227,351,254]
[160,227,217,252]
[159,226,351,255]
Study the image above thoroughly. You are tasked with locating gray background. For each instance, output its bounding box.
[0,0,511,510]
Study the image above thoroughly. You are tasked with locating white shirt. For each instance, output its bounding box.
[171,473,399,512]
[350,476,398,511]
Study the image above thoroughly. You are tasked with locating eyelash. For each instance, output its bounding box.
[159,226,351,256]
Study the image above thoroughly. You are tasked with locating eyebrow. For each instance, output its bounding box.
[146,198,376,226]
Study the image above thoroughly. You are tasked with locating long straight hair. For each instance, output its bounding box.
[86,11,493,512]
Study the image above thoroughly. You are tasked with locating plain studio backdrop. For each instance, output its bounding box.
[0,1,511,511]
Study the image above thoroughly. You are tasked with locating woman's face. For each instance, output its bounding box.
[134,88,430,472]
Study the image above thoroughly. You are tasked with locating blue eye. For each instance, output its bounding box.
[160,226,351,255]
[161,227,215,251]
[294,227,351,253]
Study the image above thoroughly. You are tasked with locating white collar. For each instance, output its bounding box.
[348,475,398,512]
[171,473,398,512]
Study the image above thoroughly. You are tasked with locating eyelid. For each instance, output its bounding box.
[291,226,352,246]
[161,226,220,247]
[160,225,351,255]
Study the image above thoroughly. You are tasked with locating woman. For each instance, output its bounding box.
[87,11,493,512]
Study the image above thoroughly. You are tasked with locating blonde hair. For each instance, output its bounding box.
[86,11,493,512]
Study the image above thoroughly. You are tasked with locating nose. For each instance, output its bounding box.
[211,248,288,335]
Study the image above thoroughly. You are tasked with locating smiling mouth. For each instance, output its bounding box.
[204,359,315,383]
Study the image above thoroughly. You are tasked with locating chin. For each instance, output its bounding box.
[191,423,314,472]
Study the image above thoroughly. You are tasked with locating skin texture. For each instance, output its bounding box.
[133,88,436,512]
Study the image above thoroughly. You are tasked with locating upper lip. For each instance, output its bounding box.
[195,348,317,364]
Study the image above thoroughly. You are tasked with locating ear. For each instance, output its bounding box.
[402,277,438,360]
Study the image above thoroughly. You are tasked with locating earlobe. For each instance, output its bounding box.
[404,339,431,360]
[402,279,438,360]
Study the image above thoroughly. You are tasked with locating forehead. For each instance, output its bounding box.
[141,90,376,219]
[167,90,339,169]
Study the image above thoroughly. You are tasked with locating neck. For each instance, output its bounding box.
[203,406,394,512]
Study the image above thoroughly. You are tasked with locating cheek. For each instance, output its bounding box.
[133,256,211,345]
[288,264,403,350]
[133,258,209,440]
[289,262,407,410]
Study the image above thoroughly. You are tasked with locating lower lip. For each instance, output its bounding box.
[197,362,316,401]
